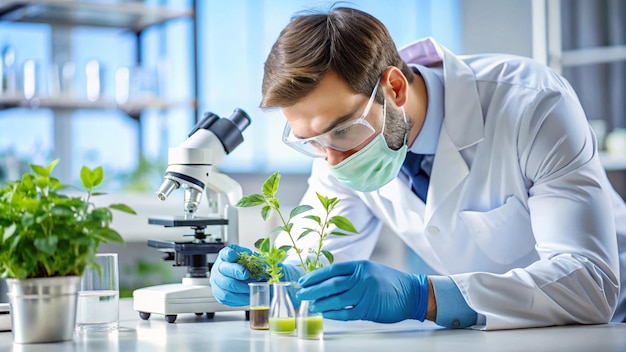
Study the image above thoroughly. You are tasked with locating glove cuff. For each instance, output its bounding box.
[412,274,429,321]
[278,261,305,283]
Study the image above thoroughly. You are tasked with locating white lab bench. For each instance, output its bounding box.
[1,298,625,351]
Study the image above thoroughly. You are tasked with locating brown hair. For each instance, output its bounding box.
[260,6,414,109]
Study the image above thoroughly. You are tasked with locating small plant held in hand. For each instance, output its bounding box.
[0,159,136,279]
[236,171,358,280]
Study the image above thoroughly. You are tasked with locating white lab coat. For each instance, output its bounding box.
[279,38,626,330]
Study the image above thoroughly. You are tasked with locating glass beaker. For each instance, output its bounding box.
[297,300,323,340]
[76,253,119,332]
[248,282,270,330]
[269,282,295,335]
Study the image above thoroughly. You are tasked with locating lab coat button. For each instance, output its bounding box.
[427,226,440,235]
[452,320,460,328]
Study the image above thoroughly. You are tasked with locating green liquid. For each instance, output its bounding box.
[269,317,295,334]
[297,316,323,339]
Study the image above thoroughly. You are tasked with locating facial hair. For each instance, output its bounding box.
[383,103,409,150]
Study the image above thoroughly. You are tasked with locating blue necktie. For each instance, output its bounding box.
[401,152,430,202]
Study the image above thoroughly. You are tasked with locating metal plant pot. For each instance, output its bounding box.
[6,276,80,344]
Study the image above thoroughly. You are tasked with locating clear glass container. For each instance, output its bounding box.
[269,282,296,335]
[297,300,323,340]
[248,282,270,330]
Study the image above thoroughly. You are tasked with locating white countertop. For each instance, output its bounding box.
[1,298,626,351]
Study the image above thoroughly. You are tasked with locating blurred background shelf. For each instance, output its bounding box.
[0,0,193,31]
[0,95,196,118]
[0,0,198,182]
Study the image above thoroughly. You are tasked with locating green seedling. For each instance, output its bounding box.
[236,171,358,282]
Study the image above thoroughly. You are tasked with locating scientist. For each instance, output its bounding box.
[210,6,626,329]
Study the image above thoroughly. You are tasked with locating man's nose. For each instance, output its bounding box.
[324,147,355,166]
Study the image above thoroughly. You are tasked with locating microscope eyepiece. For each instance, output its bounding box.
[229,108,251,132]
[186,108,251,154]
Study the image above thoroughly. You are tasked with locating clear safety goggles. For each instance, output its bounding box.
[282,80,381,158]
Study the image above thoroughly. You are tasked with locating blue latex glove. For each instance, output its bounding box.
[210,244,255,306]
[296,260,429,323]
[210,244,303,306]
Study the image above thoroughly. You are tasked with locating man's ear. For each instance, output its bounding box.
[381,66,408,107]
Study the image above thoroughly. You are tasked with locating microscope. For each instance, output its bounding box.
[133,108,250,323]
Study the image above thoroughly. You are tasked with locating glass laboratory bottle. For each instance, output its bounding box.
[269,282,296,335]
[297,300,323,340]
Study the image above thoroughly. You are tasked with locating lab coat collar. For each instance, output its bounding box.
[399,37,484,150]
[407,64,444,155]
[398,37,484,222]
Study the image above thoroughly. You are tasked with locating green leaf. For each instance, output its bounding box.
[253,238,266,250]
[261,205,271,221]
[2,224,16,242]
[51,205,75,216]
[297,228,315,241]
[269,225,283,235]
[316,192,330,211]
[321,249,334,264]
[30,164,48,177]
[80,166,93,189]
[278,245,292,253]
[306,260,316,273]
[329,215,358,233]
[236,194,265,207]
[329,231,348,237]
[34,236,58,255]
[258,237,270,253]
[109,203,137,215]
[21,213,34,228]
[91,167,104,187]
[289,205,313,219]
[35,176,50,190]
[46,159,59,174]
[304,215,321,224]
[9,234,20,251]
[91,207,113,224]
[92,228,124,244]
[262,172,280,198]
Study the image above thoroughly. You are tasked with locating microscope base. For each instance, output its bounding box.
[133,282,247,323]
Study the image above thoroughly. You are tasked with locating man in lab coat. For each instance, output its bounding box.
[210,7,626,329]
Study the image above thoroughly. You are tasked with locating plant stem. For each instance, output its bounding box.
[275,209,306,270]
[312,207,332,271]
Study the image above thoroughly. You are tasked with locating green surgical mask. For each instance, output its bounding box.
[329,101,408,192]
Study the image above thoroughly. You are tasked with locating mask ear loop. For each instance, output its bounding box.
[401,106,408,147]
[382,98,387,135]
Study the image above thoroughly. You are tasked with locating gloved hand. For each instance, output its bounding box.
[295,260,429,323]
[210,244,304,306]
[210,244,255,306]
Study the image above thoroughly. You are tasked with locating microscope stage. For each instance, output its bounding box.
[148,215,228,227]
[133,283,246,318]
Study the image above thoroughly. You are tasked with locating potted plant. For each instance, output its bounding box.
[236,171,357,339]
[0,159,136,344]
